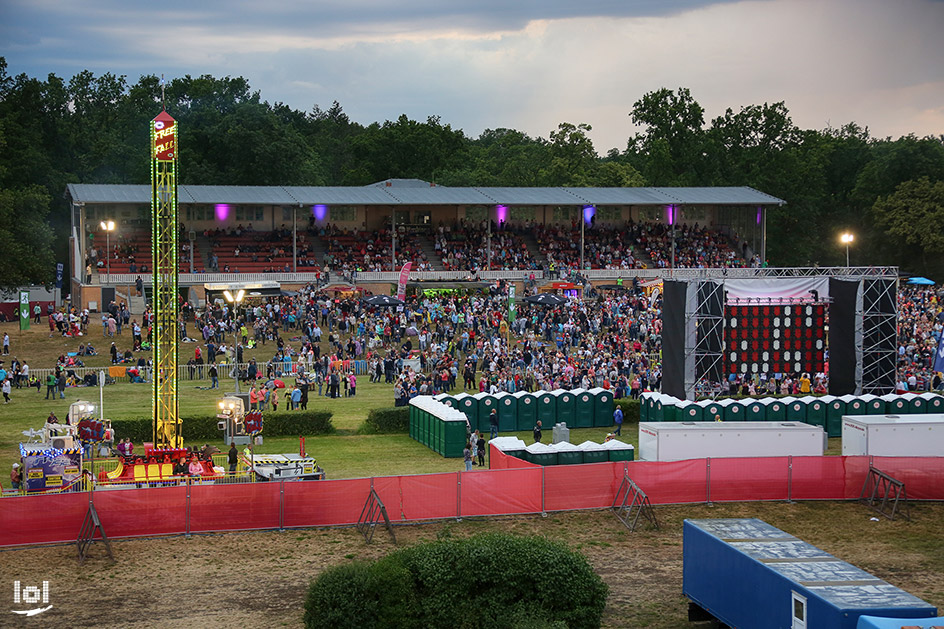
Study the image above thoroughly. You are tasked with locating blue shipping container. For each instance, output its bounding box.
[683,519,937,629]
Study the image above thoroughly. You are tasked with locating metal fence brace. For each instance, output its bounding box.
[612,474,659,532]
[356,488,397,544]
[859,466,910,521]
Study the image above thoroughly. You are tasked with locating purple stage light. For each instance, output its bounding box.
[756,206,762,225]
[496,204,508,224]
[583,205,596,225]
[215,204,231,221]
[313,204,328,221]
[666,204,676,226]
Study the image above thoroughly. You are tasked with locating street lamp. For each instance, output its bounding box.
[223,289,245,393]
[100,220,115,284]
[840,232,854,267]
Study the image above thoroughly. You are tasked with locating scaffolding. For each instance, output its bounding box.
[151,110,181,448]
[861,278,898,395]
[686,280,726,401]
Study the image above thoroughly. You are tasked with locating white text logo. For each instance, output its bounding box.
[12,581,52,617]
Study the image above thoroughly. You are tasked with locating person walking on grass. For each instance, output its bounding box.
[463,442,473,472]
[45,373,57,399]
[613,405,623,437]
[2,377,11,403]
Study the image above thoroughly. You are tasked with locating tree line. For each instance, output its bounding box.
[1,58,942,290]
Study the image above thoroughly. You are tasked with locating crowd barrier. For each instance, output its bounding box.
[2,453,942,548]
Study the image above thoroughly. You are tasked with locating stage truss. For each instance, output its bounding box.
[861,278,898,395]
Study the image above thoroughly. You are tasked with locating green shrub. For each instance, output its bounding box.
[360,407,409,434]
[304,533,608,629]
[613,398,641,423]
[111,410,333,444]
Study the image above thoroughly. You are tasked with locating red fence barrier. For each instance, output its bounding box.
[1,455,942,548]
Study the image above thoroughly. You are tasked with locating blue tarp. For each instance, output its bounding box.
[857,615,944,628]
[907,277,936,285]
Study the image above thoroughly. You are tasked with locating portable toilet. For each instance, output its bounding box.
[782,396,803,423]
[660,394,681,422]
[493,392,517,433]
[602,439,635,462]
[443,408,469,458]
[881,393,908,415]
[761,397,786,422]
[840,394,867,416]
[718,398,744,422]
[474,392,498,432]
[902,392,927,414]
[920,392,944,413]
[741,398,766,421]
[514,391,537,431]
[489,436,528,464]
[549,390,572,426]
[454,393,479,433]
[677,399,703,422]
[433,392,456,409]
[534,390,556,426]
[573,388,595,428]
[640,391,655,422]
[553,441,583,465]
[859,393,886,415]
[698,399,724,422]
[798,396,826,430]
[525,442,557,466]
[589,387,615,427]
[578,440,609,464]
[653,394,666,422]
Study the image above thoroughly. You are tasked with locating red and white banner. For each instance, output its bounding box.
[396,262,412,301]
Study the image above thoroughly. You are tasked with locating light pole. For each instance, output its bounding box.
[100,220,115,284]
[840,232,854,267]
[223,289,245,393]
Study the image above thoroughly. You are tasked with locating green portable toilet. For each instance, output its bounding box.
[493,392,517,432]
[881,393,907,415]
[719,398,744,422]
[698,399,723,422]
[537,390,559,426]
[553,442,584,465]
[454,393,479,433]
[653,395,665,422]
[429,411,441,454]
[645,392,660,422]
[554,390,576,425]
[784,397,806,423]
[860,394,885,415]
[920,392,944,413]
[603,439,635,462]
[639,392,654,422]
[660,395,680,422]
[824,396,845,437]
[762,398,786,422]
[433,393,456,409]
[741,398,766,421]
[573,389,594,428]
[589,387,614,427]
[840,395,866,417]
[525,443,557,466]
[578,441,609,463]
[443,411,468,458]
[474,392,497,432]
[676,400,703,422]
[514,391,537,431]
[800,396,826,430]
[408,404,417,440]
[902,392,927,414]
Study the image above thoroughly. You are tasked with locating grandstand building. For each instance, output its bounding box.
[66,179,784,310]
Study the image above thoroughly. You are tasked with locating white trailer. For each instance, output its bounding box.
[841,414,944,457]
[638,421,825,462]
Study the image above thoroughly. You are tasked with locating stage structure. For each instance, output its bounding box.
[662,269,898,401]
[151,109,181,448]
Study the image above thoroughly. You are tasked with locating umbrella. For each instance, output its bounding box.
[264,379,286,389]
[907,277,936,285]
[523,293,568,306]
[363,294,404,307]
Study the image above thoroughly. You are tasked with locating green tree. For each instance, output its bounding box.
[627,87,710,185]
[0,187,56,290]
[871,177,944,276]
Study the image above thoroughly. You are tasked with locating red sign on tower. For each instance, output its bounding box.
[152,110,177,161]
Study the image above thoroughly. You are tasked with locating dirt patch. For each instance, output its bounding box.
[2,502,942,628]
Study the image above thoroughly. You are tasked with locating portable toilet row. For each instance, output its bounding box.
[409,396,470,458]
[436,388,614,434]
[514,439,634,465]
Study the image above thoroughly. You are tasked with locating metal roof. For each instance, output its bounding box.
[66,184,785,206]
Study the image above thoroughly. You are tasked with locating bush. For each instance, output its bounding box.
[111,409,333,444]
[360,407,409,434]
[304,533,608,629]
[613,398,641,423]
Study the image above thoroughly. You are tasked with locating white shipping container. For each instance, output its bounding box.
[638,421,826,462]
[841,414,944,457]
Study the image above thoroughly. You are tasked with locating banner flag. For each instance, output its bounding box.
[396,262,412,301]
[934,333,944,374]
[19,291,29,330]
[508,284,516,323]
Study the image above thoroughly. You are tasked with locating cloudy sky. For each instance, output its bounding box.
[3,0,942,152]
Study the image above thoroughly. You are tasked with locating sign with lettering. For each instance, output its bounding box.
[152,110,177,161]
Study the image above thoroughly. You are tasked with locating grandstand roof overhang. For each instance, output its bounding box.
[66,183,785,207]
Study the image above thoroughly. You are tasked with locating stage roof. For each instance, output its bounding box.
[66,183,785,206]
